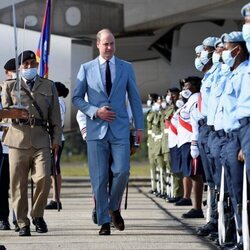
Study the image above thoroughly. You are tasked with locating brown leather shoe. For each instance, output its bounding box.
[110,210,125,231]
[99,223,111,235]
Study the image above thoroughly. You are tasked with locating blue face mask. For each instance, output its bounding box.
[242,24,250,52]
[21,68,37,80]
[221,46,238,68]
[194,57,204,71]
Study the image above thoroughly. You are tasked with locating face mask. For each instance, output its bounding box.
[152,103,160,112]
[147,99,152,107]
[221,47,237,68]
[161,102,167,109]
[181,89,192,99]
[21,68,37,80]
[242,24,250,42]
[194,57,204,71]
[200,50,212,65]
[220,63,231,76]
[176,99,184,108]
[165,95,172,104]
[212,52,221,66]
[242,24,250,52]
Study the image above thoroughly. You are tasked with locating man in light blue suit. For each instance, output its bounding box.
[72,29,144,235]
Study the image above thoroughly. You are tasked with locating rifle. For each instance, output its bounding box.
[51,149,60,212]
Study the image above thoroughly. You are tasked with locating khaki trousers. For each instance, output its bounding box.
[9,147,51,228]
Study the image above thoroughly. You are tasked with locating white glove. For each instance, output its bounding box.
[190,144,199,159]
[81,127,87,141]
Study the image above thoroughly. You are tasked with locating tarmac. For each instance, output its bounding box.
[0,177,218,250]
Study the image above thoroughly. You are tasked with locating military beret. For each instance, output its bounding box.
[4,58,16,71]
[195,45,203,54]
[241,2,250,17]
[202,37,220,47]
[18,50,36,64]
[221,31,245,43]
[149,93,159,102]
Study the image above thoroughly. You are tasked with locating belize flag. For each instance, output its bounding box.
[36,0,51,78]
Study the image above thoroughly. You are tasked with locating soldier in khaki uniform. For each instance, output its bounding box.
[146,93,159,194]
[159,96,169,198]
[152,96,165,197]
[1,51,62,237]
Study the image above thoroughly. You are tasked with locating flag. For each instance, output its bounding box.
[36,0,51,78]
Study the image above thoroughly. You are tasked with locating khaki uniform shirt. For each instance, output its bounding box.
[1,77,62,149]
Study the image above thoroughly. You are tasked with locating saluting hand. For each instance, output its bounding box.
[96,106,116,122]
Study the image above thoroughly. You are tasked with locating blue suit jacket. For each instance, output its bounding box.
[72,57,144,140]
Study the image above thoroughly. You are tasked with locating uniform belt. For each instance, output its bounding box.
[208,125,215,132]
[239,117,250,126]
[215,129,226,138]
[226,130,238,139]
[198,118,206,127]
[12,118,47,127]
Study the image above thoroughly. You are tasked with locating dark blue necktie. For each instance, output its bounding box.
[106,60,112,96]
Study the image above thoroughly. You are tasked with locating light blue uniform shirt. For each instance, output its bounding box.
[207,64,222,126]
[213,70,230,131]
[222,60,248,132]
[200,64,218,117]
[236,60,250,120]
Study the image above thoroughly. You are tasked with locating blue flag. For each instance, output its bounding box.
[36,0,51,78]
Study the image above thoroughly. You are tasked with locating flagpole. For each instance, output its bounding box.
[12,3,21,107]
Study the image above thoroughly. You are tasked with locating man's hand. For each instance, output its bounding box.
[238,149,245,162]
[135,130,144,145]
[81,127,87,141]
[0,108,29,119]
[96,106,116,122]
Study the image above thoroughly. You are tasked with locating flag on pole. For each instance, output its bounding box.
[36,0,51,78]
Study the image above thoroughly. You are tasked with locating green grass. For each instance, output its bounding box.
[61,159,150,177]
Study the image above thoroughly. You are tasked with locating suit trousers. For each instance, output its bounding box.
[87,129,130,226]
[9,147,51,228]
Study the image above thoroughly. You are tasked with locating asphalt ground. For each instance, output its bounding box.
[0,177,217,250]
